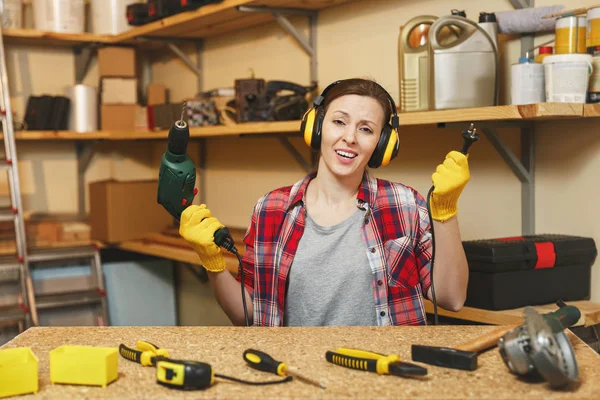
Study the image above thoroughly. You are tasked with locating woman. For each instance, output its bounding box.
[179,78,470,327]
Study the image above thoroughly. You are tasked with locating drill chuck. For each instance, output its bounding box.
[168,120,190,156]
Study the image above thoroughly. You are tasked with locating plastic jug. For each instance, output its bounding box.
[428,15,498,110]
[398,15,437,112]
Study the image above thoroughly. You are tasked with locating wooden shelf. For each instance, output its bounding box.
[117,231,245,276]
[2,28,112,47]
[424,300,600,328]
[112,0,353,43]
[400,102,585,125]
[7,103,600,141]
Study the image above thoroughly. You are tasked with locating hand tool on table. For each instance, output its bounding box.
[498,307,579,389]
[325,348,427,378]
[411,303,580,371]
[119,340,170,366]
[120,340,292,390]
[157,102,250,327]
[243,349,325,389]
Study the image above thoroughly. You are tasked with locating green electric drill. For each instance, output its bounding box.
[157,103,237,255]
[157,103,198,220]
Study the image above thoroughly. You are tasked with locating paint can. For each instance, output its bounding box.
[543,54,593,103]
[587,7,600,55]
[588,55,600,103]
[555,16,586,54]
[510,57,545,105]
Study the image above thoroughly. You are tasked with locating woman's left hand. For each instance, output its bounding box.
[430,151,470,222]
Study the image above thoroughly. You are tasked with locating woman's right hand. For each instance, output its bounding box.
[179,204,227,272]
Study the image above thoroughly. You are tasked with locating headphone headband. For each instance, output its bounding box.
[313,80,398,130]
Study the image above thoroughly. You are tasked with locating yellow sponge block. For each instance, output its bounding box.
[50,345,118,388]
[0,347,39,398]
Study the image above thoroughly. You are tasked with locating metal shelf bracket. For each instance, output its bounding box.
[237,5,318,83]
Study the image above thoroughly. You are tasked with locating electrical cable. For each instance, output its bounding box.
[425,123,479,326]
[215,373,292,385]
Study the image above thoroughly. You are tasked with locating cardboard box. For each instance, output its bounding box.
[101,104,137,131]
[98,47,136,77]
[89,180,173,243]
[147,84,167,105]
[101,77,138,104]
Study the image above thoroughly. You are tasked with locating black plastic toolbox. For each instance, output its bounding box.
[462,234,597,310]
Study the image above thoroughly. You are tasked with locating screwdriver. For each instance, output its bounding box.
[243,349,326,389]
[326,348,427,377]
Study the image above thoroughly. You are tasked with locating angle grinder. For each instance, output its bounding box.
[498,307,579,389]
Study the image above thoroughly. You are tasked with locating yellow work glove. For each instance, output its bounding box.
[430,151,470,222]
[179,204,226,272]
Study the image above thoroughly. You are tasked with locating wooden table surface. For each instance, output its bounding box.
[1,326,599,399]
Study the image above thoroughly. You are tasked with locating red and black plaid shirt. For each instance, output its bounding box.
[236,170,432,326]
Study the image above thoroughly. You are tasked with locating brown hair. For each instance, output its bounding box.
[321,78,393,127]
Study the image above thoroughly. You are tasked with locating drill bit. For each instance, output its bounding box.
[180,101,187,122]
[175,101,187,129]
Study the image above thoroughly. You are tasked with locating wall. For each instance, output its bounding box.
[2,0,598,324]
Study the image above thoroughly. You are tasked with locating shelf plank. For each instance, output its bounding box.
[424,300,600,328]
[112,0,353,43]
[583,103,600,117]
[7,103,598,141]
[2,28,112,47]
[400,103,584,126]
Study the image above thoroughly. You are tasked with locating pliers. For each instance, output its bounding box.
[119,340,170,367]
[326,348,427,377]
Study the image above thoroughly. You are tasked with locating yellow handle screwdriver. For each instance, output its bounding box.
[326,348,427,377]
[243,349,325,389]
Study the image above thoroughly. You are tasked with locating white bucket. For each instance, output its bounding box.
[543,54,593,103]
[90,0,141,35]
[1,0,23,29]
[32,0,85,33]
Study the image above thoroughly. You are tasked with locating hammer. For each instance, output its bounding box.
[411,304,581,371]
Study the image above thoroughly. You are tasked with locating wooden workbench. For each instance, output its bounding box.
[1,326,599,399]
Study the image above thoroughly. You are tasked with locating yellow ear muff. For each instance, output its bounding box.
[380,129,399,167]
[303,108,317,148]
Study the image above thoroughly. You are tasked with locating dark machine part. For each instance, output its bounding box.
[234,78,266,122]
[235,79,317,122]
[498,307,579,389]
[127,0,223,26]
[126,3,149,26]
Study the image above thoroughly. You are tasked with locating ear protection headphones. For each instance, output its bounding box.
[300,79,400,168]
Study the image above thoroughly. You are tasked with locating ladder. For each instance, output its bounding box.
[0,15,37,330]
[0,21,109,330]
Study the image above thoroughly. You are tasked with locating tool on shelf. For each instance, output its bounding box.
[243,349,324,389]
[157,102,250,326]
[120,340,292,390]
[411,304,581,371]
[498,307,579,389]
[325,348,427,378]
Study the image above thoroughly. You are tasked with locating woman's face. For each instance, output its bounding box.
[320,94,384,179]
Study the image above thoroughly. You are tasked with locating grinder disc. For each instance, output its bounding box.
[523,307,579,388]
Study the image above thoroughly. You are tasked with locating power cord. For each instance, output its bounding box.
[425,123,479,326]
[214,228,250,327]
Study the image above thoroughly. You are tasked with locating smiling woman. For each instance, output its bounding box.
[179,78,471,327]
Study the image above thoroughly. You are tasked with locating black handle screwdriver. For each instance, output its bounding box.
[243,349,325,389]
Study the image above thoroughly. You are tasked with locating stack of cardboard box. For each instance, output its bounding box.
[98,46,139,131]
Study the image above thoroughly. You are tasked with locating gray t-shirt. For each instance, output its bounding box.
[283,208,378,326]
